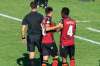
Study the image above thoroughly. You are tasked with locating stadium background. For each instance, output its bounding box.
[0,0,100,66]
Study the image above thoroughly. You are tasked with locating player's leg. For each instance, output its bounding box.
[52,56,58,66]
[42,0,45,8]
[60,46,68,66]
[34,0,39,8]
[42,0,48,8]
[69,45,75,66]
[27,36,35,66]
[45,0,48,8]
[50,44,58,66]
[42,56,49,66]
[39,0,43,7]
[62,57,68,66]
[42,44,50,66]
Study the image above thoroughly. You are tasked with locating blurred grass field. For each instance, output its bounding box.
[0,0,100,66]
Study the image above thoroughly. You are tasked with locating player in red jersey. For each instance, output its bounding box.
[59,7,76,66]
[47,7,76,66]
[41,7,58,66]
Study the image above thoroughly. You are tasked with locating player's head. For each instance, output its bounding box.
[45,7,53,16]
[61,7,70,18]
[30,1,37,9]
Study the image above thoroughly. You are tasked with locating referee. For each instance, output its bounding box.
[21,1,43,66]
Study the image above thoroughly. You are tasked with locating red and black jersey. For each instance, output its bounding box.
[60,17,76,46]
[42,16,55,44]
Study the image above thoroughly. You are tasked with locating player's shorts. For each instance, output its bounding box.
[60,45,75,59]
[42,43,58,57]
[27,35,42,52]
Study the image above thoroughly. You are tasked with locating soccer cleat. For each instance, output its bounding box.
[70,59,75,66]
[42,63,47,66]
[62,63,68,66]
[52,60,58,66]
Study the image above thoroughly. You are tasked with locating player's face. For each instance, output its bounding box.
[49,11,53,16]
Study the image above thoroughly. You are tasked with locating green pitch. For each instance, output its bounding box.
[0,0,100,66]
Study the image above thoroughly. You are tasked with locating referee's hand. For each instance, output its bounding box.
[21,35,27,44]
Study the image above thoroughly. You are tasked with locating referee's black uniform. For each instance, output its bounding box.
[22,10,43,66]
[22,11,43,52]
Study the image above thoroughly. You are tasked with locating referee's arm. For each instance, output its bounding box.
[21,25,27,39]
[21,16,28,39]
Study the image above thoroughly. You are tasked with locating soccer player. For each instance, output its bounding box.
[47,7,76,66]
[59,7,76,66]
[41,7,58,66]
[21,1,43,66]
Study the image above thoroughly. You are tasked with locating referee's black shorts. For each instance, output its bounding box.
[60,45,75,59]
[27,35,42,52]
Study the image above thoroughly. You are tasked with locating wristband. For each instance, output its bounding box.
[22,36,26,39]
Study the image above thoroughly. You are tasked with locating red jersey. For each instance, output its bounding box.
[60,17,76,46]
[42,16,55,44]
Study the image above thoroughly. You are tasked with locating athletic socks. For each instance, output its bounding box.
[42,63,47,66]
[70,59,75,66]
[62,59,75,66]
[52,59,58,66]
[62,63,68,66]
[42,60,48,66]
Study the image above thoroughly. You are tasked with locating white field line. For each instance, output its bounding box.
[87,27,100,33]
[0,13,22,22]
[75,36,100,45]
[0,13,100,45]
[76,20,90,23]
[0,13,90,23]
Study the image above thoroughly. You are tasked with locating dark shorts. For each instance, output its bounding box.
[27,35,42,52]
[60,45,75,59]
[42,43,58,57]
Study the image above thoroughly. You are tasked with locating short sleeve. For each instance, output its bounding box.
[47,17,52,24]
[22,16,28,25]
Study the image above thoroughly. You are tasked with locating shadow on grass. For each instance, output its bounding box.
[16,53,62,66]
[99,60,100,66]
[16,53,43,66]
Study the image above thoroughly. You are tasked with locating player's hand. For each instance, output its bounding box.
[58,23,63,28]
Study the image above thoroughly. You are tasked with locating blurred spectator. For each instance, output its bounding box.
[34,0,48,8]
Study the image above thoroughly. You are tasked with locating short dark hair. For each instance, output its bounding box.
[61,7,70,17]
[45,7,53,14]
[30,1,37,9]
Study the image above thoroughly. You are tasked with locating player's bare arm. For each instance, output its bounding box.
[46,22,63,31]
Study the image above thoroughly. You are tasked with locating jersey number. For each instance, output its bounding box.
[67,25,73,36]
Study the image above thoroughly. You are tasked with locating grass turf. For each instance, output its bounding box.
[0,0,100,66]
